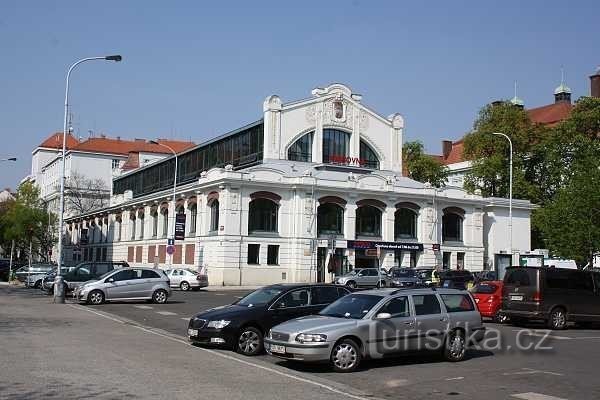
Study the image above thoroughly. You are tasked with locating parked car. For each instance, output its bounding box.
[502,266,600,329]
[74,267,172,305]
[15,264,55,282]
[61,261,129,292]
[439,270,475,290]
[472,280,506,322]
[265,287,485,372]
[24,272,49,288]
[41,267,75,294]
[388,268,420,287]
[188,284,351,356]
[334,268,390,289]
[474,270,498,283]
[416,268,440,286]
[165,268,208,291]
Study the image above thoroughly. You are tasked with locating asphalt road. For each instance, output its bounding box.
[4,286,600,400]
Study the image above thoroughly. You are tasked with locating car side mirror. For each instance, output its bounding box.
[375,313,392,320]
[106,277,115,283]
[357,273,363,277]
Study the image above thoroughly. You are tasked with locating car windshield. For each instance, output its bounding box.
[319,294,383,319]
[346,270,358,276]
[184,269,198,275]
[391,269,416,278]
[236,287,284,307]
[473,283,497,294]
[416,270,432,279]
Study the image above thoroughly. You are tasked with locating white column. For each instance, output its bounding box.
[344,201,357,240]
[313,104,323,163]
[383,205,395,242]
[262,95,282,159]
[388,113,404,174]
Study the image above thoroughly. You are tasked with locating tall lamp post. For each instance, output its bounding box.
[491,132,513,265]
[148,140,178,265]
[1,157,17,162]
[54,55,122,304]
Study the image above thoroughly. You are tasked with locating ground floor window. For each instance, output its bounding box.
[248,244,260,265]
[267,245,279,265]
[443,252,451,270]
[457,252,465,270]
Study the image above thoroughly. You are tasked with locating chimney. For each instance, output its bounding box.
[591,67,600,98]
[442,140,453,159]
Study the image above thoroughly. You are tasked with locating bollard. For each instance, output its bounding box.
[54,275,66,304]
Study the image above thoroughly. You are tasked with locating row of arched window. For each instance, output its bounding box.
[288,128,380,169]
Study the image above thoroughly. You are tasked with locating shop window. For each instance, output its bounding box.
[248,244,260,265]
[356,205,381,238]
[317,203,344,236]
[248,199,278,233]
[323,129,350,164]
[267,245,279,265]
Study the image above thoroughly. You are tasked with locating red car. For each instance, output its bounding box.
[472,280,506,322]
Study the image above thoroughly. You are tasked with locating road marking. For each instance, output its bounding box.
[503,368,563,377]
[156,311,177,316]
[181,317,190,321]
[235,296,244,299]
[134,305,153,310]
[512,392,568,400]
[445,376,464,381]
[70,304,371,400]
[526,332,571,340]
[214,293,226,296]
[571,336,600,340]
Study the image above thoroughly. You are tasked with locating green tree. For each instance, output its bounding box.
[1,182,56,262]
[403,141,448,187]
[462,101,546,202]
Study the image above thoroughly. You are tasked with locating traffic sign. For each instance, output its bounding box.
[166,245,175,255]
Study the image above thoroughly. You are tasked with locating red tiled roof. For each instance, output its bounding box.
[121,152,140,171]
[440,140,464,165]
[37,133,195,156]
[39,132,80,150]
[526,102,573,126]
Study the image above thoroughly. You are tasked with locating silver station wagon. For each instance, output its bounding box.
[75,267,172,305]
[265,287,485,372]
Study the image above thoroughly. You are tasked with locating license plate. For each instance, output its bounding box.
[270,344,286,354]
[188,328,198,337]
[510,295,524,301]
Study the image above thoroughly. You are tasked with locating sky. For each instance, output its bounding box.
[1,0,599,190]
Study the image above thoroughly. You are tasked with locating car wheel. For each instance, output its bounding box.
[443,329,466,362]
[346,281,357,289]
[495,311,509,324]
[548,307,567,330]
[34,280,42,289]
[331,338,361,373]
[180,281,190,291]
[87,290,105,305]
[152,289,168,304]
[236,327,263,356]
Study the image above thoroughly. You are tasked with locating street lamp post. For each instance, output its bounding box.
[54,55,122,304]
[491,132,513,264]
[1,157,17,162]
[149,140,178,266]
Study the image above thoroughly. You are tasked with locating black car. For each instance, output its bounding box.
[502,267,600,329]
[188,283,351,356]
[388,268,420,287]
[439,270,475,290]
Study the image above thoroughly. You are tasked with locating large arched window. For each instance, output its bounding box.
[323,129,350,164]
[129,212,136,240]
[161,207,169,238]
[355,203,383,238]
[288,132,313,162]
[395,208,418,240]
[317,203,344,236]
[442,208,464,242]
[151,208,158,238]
[248,198,278,233]
[138,209,145,239]
[360,140,380,169]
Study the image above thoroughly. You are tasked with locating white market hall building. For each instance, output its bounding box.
[62,84,533,285]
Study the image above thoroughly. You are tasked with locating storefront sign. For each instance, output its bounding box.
[347,240,424,252]
[174,214,186,240]
[329,155,369,167]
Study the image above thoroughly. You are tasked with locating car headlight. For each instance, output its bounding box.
[295,333,327,343]
[207,320,231,329]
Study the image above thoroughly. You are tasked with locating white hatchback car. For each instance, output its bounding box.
[165,268,208,291]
